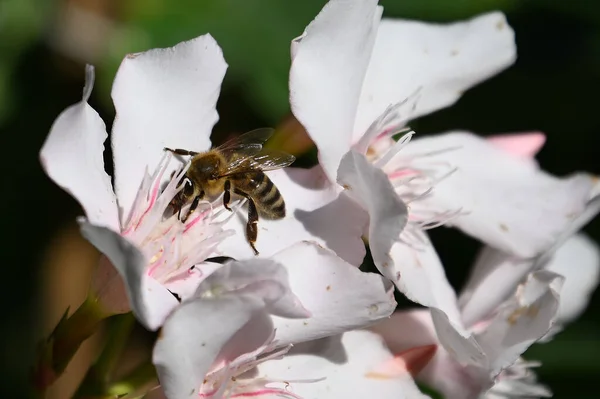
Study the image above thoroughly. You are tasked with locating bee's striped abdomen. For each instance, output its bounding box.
[234,171,285,219]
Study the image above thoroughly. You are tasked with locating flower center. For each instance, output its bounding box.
[199,332,321,399]
[120,152,236,286]
[361,105,464,249]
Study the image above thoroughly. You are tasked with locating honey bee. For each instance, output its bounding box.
[164,128,295,255]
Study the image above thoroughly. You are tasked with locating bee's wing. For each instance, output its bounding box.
[214,127,279,174]
[219,148,296,177]
[214,128,275,156]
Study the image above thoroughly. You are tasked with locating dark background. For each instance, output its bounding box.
[1,0,598,398]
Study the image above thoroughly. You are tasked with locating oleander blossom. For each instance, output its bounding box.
[289,0,518,283]
[41,63,236,329]
[289,0,600,322]
[40,34,377,330]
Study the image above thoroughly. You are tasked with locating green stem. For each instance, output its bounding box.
[107,362,158,398]
[73,313,135,398]
[32,295,109,394]
[94,313,135,382]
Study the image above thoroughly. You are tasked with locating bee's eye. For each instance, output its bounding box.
[183,178,194,196]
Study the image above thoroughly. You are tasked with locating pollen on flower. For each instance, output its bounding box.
[149,246,164,264]
[119,151,237,292]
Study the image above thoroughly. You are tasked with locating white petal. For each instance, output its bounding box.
[430,309,487,368]
[220,166,367,266]
[475,270,563,376]
[111,34,227,216]
[78,219,179,330]
[354,12,516,145]
[403,131,600,258]
[269,241,396,347]
[388,232,463,328]
[459,246,533,328]
[257,330,429,399]
[430,271,563,398]
[196,257,309,319]
[460,234,600,329]
[40,65,119,230]
[153,295,266,399]
[163,261,221,302]
[337,151,408,270]
[544,233,600,326]
[289,0,382,181]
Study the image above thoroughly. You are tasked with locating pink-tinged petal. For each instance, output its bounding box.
[354,12,516,145]
[257,330,429,399]
[486,132,546,159]
[196,257,309,319]
[371,311,486,399]
[544,233,600,326]
[388,232,463,329]
[338,151,408,270]
[111,34,227,217]
[78,219,179,330]
[40,65,119,230]
[153,295,267,399]
[220,166,367,266]
[403,131,600,258]
[289,0,382,181]
[268,241,396,347]
[370,310,437,352]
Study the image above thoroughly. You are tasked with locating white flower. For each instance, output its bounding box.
[288,0,600,323]
[40,35,372,330]
[370,233,600,399]
[153,241,397,399]
[254,331,432,399]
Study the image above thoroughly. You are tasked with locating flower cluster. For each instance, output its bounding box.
[39,0,599,398]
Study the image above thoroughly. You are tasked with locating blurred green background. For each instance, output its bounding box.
[1,0,599,398]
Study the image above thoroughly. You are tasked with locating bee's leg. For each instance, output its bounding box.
[164,147,199,156]
[234,189,259,256]
[223,180,233,211]
[181,191,204,223]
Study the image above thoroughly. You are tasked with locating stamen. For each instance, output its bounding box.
[198,329,330,399]
[487,358,552,398]
[373,130,415,169]
[356,86,422,152]
[117,151,238,290]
